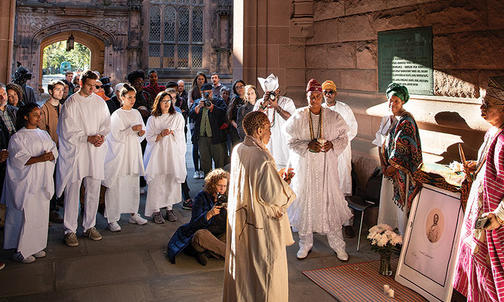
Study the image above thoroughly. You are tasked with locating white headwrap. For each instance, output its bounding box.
[257,74,279,93]
[114,82,125,93]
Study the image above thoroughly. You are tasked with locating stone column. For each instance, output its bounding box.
[0,0,16,83]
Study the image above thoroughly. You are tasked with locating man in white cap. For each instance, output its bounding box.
[254,74,296,168]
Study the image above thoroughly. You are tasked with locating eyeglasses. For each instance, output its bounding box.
[323,90,335,95]
[160,99,171,104]
[236,85,244,89]
[95,85,103,89]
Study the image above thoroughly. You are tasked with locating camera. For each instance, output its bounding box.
[216,193,227,207]
[269,91,276,100]
[204,99,212,107]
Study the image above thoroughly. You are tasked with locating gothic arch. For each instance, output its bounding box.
[28,21,119,86]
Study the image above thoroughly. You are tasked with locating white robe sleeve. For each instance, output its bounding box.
[58,103,88,145]
[145,116,159,144]
[336,102,358,141]
[285,110,310,157]
[256,160,295,218]
[328,114,349,156]
[8,134,33,170]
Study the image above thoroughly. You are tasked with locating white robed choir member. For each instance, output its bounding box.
[144,92,187,221]
[3,104,58,262]
[224,111,296,302]
[103,84,147,231]
[286,79,352,261]
[56,71,110,245]
[253,74,296,168]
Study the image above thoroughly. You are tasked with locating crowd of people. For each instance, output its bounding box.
[0,64,503,302]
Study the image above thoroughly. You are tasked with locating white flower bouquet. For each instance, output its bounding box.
[367,224,402,253]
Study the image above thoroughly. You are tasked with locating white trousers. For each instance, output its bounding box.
[299,228,346,252]
[63,176,101,234]
[104,175,140,223]
[144,175,181,217]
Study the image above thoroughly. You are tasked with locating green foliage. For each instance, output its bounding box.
[42,41,91,74]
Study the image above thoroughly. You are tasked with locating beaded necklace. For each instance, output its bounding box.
[308,108,323,140]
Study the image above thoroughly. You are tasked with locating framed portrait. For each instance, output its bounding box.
[395,184,463,302]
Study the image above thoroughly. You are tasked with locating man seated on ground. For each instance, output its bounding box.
[166,168,229,266]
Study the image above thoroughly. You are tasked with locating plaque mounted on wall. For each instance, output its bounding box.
[378,27,433,95]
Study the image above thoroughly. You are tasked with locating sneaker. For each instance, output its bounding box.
[64,232,79,247]
[182,199,193,210]
[152,211,165,224]
[84,227,103,241]
[108,221,122,232]
[195,252,208,266]
[335,248,349,261]
[296,246,312,260]
[343,225,356,238]
[129,213,148,225]
[193,171,200,179]
[166,210,177,222]
[33,250,46,258]
[13,252,36,264]
[0,262,5,270]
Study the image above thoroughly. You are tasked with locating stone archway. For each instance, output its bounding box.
[39,31,105,81]
[21,20,122,87]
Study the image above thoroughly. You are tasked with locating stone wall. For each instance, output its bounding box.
[235,0,504,187]
[0,0,16,83]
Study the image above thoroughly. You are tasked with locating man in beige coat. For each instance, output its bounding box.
[223,111,296,302]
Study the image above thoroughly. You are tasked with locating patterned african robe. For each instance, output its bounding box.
[380,111,422,211]
[455,128,504,302]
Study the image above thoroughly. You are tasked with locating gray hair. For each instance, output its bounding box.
[0,83,5,90]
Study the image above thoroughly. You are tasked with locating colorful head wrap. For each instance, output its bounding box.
[306,79,322,93]
[386,83,410,103]
[322,80,337,92]
[487,76,504,105]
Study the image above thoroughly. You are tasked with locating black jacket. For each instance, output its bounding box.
[189,97,228,144]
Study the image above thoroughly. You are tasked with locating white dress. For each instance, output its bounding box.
[285,107,352,235]
[103,108,146,222]
[323,101,358,195]
[254,96,296,168]
[143,112,187,216]
[3,128,58,258]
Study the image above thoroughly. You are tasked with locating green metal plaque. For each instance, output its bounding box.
[378,27,433,95]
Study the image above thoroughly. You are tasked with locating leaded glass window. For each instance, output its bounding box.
[149,1,204,70]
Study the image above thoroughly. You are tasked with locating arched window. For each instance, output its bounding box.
[149,0,204,70]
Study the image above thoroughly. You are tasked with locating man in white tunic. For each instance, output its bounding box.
[254,74,296,168]
[322,80,358,237]
[223,111,296,302]
[56,70,111,247]
[286,79,352,261]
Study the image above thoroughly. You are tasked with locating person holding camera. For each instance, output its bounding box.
[166,168,229,266]
[254,74,296,168]
[189,83,228,176]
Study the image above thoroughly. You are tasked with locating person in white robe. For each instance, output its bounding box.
[56,70,111,247]
[223,111,296,302]
[103,83,147,232]
[286,79,352,261]
[144,91,186,224]
[3,103,58,263]
[322,80,358,238]
[253,74,296,168]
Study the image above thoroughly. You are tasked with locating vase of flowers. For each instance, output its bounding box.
[367,224,403,276]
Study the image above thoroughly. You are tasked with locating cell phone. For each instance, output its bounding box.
[474,216,490,229]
